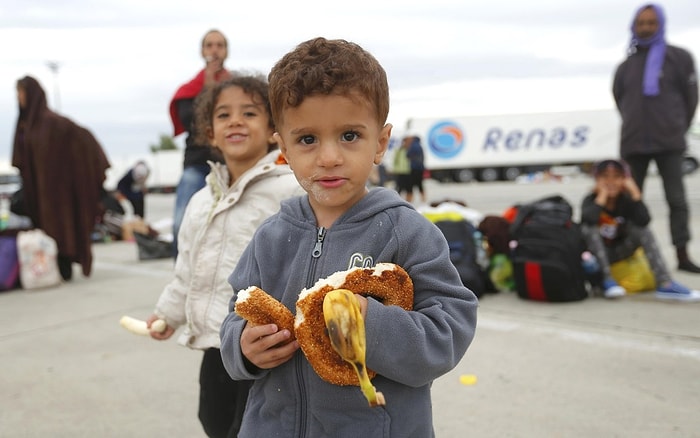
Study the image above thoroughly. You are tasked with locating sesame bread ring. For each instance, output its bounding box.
[234,286,296,340]
[294,263,413,386]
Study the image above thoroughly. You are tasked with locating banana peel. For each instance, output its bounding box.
[323,289,386,407]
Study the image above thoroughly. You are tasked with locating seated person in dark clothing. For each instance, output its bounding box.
[116,160,149,218]
[580,159,699,302]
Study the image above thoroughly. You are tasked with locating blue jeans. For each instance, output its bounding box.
[173,164,210,257]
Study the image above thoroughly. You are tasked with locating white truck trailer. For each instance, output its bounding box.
[402,109,699,182]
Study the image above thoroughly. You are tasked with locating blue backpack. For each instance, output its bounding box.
[424,211,490,298]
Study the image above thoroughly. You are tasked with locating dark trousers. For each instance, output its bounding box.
[57,255,72,281]
[409,169,425,193]
[625,151,690,248]
[198,348,252,438]
[128,197,145,218]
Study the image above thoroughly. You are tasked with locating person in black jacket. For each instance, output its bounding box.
[580,159,699,301]
[612,3,699,273]
[116,160,149,218]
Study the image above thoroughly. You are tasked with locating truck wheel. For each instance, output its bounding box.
[503,167,521,181]
[478,168,500,182]
[454,169,474,183]
[681,156,698,175]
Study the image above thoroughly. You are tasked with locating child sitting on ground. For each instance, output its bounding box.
[580,159,700,301]
[219,37,478,437]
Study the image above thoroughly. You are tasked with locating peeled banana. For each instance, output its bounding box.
[323,289,385,407]
[120,316,167,336]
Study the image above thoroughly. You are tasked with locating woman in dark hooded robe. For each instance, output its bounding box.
[12,76,110,280]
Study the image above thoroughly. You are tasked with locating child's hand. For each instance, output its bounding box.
[623,177,642,201]
[241,323,299,370]
[355,294,368,318]
[594,180,609,206]
[146,314,175,340]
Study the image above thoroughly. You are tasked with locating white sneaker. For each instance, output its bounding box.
[604,285,626,299]
[602,279,626,299]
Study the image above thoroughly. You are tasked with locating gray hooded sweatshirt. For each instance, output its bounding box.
[220,187,478,438]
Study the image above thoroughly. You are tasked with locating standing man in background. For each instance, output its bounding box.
[392,136,412,200]
[169,29,230,257]
[406,135,427,205]
[613,3,700,273]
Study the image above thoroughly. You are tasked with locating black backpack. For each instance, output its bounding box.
[424,211,491,298]
[509,195,588,302]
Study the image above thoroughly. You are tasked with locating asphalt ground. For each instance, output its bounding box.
[1,170,699,437]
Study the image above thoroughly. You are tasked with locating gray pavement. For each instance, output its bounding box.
[1,171,700,437]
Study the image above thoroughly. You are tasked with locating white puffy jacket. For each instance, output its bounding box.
[154,152,303,350]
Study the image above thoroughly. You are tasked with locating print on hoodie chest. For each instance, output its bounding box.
[348,253,375,269]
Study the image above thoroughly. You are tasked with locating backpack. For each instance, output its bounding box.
[424,211,491,297]
[509,195,588,302]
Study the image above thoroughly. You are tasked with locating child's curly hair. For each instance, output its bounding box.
[193,73,276,152]
[268,37,390,128]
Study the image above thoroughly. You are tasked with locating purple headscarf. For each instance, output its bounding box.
[630,3,667,96]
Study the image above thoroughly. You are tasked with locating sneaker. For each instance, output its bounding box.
[602,279,626,299]
[655,281,700,302]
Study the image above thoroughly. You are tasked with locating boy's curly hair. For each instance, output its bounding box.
[268,37,390,127]
[193,73,276,152]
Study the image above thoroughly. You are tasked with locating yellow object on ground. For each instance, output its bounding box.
[459,374,478,386]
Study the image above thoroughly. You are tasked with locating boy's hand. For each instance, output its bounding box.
[355,294,368,318]
[241,323,299,369]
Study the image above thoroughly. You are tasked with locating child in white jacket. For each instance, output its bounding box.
[145,74,303,437]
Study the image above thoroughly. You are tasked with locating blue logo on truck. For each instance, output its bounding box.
[428,121,465,159]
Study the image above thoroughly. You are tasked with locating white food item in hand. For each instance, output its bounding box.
[120,316,166,335]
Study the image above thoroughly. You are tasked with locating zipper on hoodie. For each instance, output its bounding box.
[312,227,325,258]
[298,226,325,436]
[305,227,326,289]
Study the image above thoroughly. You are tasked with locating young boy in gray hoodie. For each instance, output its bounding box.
[220,37,478,438]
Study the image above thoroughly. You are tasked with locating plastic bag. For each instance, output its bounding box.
[610,247,655,293]
[489,253,514,292]
[133,232,173,261]
[17,229,62,289]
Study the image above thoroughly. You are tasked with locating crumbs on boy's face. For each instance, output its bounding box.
[302,178,331,204]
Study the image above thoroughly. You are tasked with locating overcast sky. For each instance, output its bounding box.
[2,0,699,165]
